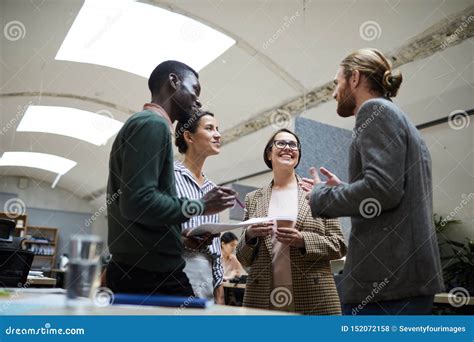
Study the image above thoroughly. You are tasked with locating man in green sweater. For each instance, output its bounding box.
[106,61,236,296]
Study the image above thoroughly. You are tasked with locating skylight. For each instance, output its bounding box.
[17,105,123,146]
[0,152,77,188]
[55,0,235,77]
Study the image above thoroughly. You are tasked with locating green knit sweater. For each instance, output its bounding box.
[107,109,202,272]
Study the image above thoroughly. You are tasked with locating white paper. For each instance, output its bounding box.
[184,216,296,236]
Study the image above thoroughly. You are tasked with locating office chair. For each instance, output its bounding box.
[0,218,34,287]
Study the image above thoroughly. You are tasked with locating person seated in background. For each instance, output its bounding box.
[236,128,347,315]
[174,110,225,304]
[220,232,247,280]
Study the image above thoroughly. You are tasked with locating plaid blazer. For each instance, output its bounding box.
[236,180,347,315]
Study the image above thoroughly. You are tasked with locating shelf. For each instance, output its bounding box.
[19,225,59,270]
[0,212,28,237]
[28,227,58,231]
[24,240,55,245]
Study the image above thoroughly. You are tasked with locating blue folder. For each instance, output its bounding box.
[112,293,213,309]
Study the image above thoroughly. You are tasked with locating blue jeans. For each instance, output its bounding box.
[343,295,434,315]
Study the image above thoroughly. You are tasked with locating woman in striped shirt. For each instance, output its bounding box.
[174,111,225,303]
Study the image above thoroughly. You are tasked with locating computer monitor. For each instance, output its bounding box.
[0,218,15,243]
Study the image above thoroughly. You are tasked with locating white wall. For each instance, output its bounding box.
[421,123,474,242]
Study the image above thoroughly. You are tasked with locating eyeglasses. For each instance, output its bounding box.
[273,140,300,151]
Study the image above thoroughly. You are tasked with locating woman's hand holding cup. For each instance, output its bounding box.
[275,220,304,248]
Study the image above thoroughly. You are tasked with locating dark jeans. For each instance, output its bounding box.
[343,295,434,315]
[106,260,194,297]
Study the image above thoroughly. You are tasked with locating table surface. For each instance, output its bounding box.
[32,304,290,315]
[0,289,291,316]
[26,276,57,286]
[50,268,66,273]
[434,292,474,305]
[222,281,246,289]
[4,287,468,315]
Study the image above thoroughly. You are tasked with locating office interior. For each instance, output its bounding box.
[0,0,472,315]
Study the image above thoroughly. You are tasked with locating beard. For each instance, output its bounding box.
[336,87,356,118]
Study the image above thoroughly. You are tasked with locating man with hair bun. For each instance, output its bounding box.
[301,48,444,315]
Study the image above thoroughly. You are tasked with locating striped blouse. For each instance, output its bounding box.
[174,161,223,289]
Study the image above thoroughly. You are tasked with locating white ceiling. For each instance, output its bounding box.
[0,0,472,208]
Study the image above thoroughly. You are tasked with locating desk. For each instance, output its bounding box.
[27,276,57,287]
[434,293,474,305]
[222,282,246,289]
[432,292,473,315]
[222,281,245,306]
[49,269,66,288]
[0,290,290,315]
[32,303,290,315]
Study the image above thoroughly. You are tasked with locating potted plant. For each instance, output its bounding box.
[434,214,474,294]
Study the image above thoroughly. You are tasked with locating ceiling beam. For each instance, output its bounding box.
[0,92,135,114]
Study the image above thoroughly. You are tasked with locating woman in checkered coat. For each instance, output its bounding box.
[236,129,347,315]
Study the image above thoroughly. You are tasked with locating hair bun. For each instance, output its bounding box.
[382,69,403,97]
